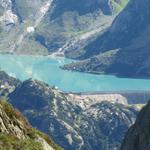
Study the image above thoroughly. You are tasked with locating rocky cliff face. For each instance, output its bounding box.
[9,79,139,150]
[0,0,129,55]
[0,71,21,96]
[64,0,150,78]
[0,0,18,26]
[0,99,61,150]
[120,101,150,150]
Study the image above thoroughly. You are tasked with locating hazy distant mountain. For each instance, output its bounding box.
[0,0,129,55]
[64,0,150,78]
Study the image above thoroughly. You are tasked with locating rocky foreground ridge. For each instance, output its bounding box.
[0,71,148,150]
[121,100,150,150]
[0,98,61,150]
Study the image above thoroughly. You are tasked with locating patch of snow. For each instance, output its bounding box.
[0,85,5,88]
[65,134,73,145]
[55,86,59,90]
[40,1,51,13]
[27,26,35,33]
[0,10,18,24]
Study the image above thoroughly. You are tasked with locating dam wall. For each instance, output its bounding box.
[64,91,150,105]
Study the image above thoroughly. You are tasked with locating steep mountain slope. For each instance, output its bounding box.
[0,71,21,96]
[9,79,139,150]
[72,0,150,58]
[64,0,150,78]
[0,0,129,55]
[0,0,52,54]
[0,99,61,150]
[35,0,129,55]
[120,101,150,150]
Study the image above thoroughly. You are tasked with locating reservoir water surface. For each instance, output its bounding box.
[0,54,150,92]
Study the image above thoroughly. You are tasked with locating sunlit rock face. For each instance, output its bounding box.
[0,0,18,27]
[0,71,21,96]
[0,99,61,150]
[9,79,139,150]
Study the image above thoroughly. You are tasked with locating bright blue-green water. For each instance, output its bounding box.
[0,54,150,92]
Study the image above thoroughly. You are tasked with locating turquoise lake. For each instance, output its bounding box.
[0,54,150,92]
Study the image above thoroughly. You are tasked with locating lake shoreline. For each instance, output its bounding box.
[1,52,150,80]
[0,54,150,92]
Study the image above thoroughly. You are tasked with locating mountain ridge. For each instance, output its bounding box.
[0,0,129,55]
[8,78,139,150]
[0,98,61,150]
[63,0,150,78]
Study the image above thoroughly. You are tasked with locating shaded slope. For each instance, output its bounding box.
[121,101,150,150]
[36,0,129,53]
[64,0,150,78]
